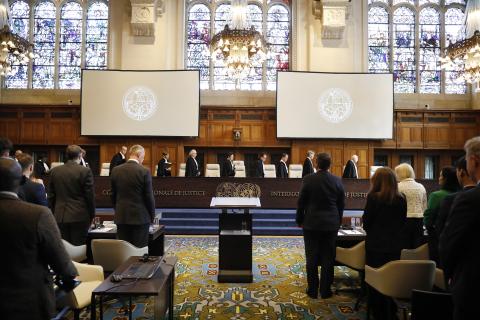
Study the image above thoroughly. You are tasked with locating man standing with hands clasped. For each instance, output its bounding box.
[111,145,155,248]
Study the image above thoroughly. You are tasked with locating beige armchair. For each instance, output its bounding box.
[366,260,436,319]
[264,164,276,178]
[205,163,221,177]
[178,163,186,177]
[336,241,365,310]
[288,164,303,178]
[234,165,246,178]
[91,239,148,272]
[67,262,104,320]
[99,163,110,176]
[62,239,87,262]
[401,244,446,290]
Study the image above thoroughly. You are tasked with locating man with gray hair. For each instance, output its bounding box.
[440,136,480,320]
[302,150,315,177]
[111,144,155,247]
[48,145,95,245]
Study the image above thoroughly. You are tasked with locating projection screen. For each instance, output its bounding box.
[276,72,393,139]
[81,70,200,136]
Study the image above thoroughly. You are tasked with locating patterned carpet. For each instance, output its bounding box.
[75,236,365,320]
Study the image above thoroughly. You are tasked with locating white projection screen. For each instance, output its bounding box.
[81,70,200,136]
[276,72,394,139]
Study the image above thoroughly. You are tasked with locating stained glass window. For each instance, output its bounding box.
[5,0,30,88]
[368,1,467,94]
[393,7,416,93]
[33,1,56,89]
[4,0,109,90]
[368,6,390,73]
[59,2,83,89]
[85,2,109,70]
[185,0,291,91]
[419,7,440,93]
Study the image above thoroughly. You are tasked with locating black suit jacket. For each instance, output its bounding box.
[111,160,155,225]
[302,158,314,177]
[363,193,407,254]
[185,156,200,177]
[156,158,171,177]
[256,160,265,178]
[277,161,288,178]
[18,176,47,206]
[0,193,77,319]
[435,186,475,239]
[34,160,47,177]
[342,160,358,179]
[439,185,480,309]
[296,171,345,231]
[48,160,95,223]
[109,152,126,176]
[221,159,235,177]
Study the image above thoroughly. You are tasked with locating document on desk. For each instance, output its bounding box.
[90,227,114,233]
[342,229,364,235]
[210,197,261,208]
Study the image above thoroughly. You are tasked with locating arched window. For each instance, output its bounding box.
[368,0,466,94]
[4,0,109,89]
[185,0,291,91]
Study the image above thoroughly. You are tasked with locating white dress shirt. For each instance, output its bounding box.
[398,178,428,218]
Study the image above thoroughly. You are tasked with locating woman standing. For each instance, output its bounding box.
[363,167,407,319]
[424,166,460,262]
[395,163,427,248]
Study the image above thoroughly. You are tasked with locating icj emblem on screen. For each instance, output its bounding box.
[122,86,158,121]
[318,88,353,124]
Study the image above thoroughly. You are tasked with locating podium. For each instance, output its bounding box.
[210,197,261,283]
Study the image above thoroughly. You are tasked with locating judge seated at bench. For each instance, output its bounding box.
[186,149,201,177]
[277,153,289,178]
[221,152,235,177]
[342,154,359,179]
[256,153,267,178]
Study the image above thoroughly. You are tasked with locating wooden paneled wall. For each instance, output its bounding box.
[1,105,479,177]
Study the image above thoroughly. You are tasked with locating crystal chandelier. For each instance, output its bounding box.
[441,0,480,84]
[210,0,268,80]
[0,4,35,77]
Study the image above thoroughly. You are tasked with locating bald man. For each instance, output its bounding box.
[0,158,77,319]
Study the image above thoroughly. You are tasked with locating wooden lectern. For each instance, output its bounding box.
[210,197,261,283]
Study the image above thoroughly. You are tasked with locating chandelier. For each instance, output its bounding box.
[441,0,480,84]
[210,0,268,80]
[0,4,35,77]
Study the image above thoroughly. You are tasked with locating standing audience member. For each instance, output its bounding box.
[296,153,345,299]
[302,150,315,177]
[17,153,48,206]
[109,146,127,175]
[185,149,201,177]
[276,153,289,178]
[440,137,480,320]
[34,154,50,178]
[157,152,172,177]
[48,145,95,245]
[221,152,235,177]
[0,137,13,157]
[342,154,359,179]
[424,166,459,262]
[436,156,476,238]
[111,145,155,248]
[256,153,267,178]
[363,167,407,319]
[0,157,77,320]
[395,163,427,248]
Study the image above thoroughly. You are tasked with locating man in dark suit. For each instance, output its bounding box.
[157,152,172,177]
[111,145,155,248]
[342,154,359,178]
[302,150,315,177]
[221,152,236,177]
[0,137,13,158]
[0,157,77,320]
[436,156,476,238]
[109,146,127,176]
[297,152,345,299]
[256,153,267,178]
[185,149,200,177]
[17,153,47,206]
[48,145,95,245]
[277,153,289,178]
[34,154,49,178]
[440,137,480,320]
